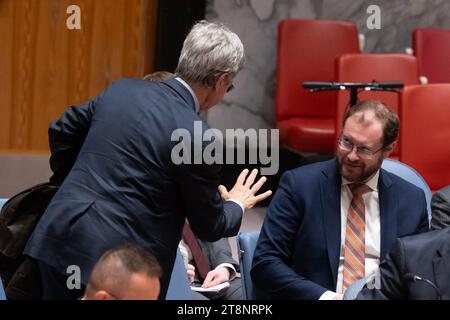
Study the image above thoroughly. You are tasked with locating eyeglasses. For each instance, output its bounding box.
[226,83,234,93]
[338,136,385,158]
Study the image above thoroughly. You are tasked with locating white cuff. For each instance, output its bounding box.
[319,290,340,300]
[215,263,237,280]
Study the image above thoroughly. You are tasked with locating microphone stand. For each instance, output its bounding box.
[302,81,404,108]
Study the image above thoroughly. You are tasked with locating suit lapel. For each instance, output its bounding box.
[432,233,450,299]
[321,160,342,287]
[378,169,396,258]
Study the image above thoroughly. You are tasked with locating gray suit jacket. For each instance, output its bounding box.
[357,227,450,300]
[431,185,450,230]
[193,238,243,300]
[199,238,239,271]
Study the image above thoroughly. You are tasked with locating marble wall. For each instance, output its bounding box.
[205,0,450,134]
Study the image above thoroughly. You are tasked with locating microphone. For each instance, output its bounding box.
[368,81,404,89]
[404,273,442,300]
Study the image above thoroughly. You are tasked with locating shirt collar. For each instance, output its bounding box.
[342,169,380,192]
[175,77,200,113]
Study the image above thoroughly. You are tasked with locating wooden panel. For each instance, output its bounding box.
[0,0,157,152]
[0,0,14,149]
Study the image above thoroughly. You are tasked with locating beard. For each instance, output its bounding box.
[337,154,382,183]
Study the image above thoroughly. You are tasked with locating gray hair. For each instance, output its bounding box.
[175,20,245,86]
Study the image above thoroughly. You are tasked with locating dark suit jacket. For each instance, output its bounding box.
[251,159,429,300]
[357,227,450,300]
[24,78,243,298]
[431,185,450,230]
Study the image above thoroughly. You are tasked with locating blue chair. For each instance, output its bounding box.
[237,230,269,300]
[0,199,5,300]
[0,198,7,210]
[1,199,8,299]
[381,158,432,222]
[0,275,5,300]
[165,249,192,300]
[0,198,8,299]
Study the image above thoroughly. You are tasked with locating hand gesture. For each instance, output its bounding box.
[218,168,272,209]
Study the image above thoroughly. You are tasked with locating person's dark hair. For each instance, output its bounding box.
[342,100,400,147]
[86,243,162,293]
[143,71,175,82]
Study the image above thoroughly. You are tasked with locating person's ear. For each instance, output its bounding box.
[382,141,396,158]
[94,290,115,300]
[214,73,228,90]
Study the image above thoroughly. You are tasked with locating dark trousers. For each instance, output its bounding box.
[38,261,84,300]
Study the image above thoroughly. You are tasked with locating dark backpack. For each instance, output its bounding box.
[0,182,59,299]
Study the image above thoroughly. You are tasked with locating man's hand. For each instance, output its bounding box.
[201,267,230,288]
[186,263,195,284]
[218,168,272,209]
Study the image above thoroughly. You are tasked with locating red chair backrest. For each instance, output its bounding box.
[413,28,450,84]
[276,19,360,122]
[335,54,420,155]
[400,84,450,192]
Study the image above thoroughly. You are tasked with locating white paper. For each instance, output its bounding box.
[190,281,230,293]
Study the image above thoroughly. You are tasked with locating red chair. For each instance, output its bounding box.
[413,28,450,83]
[276,19,360,154]
[335,54,420,158]
[400,84,450,192]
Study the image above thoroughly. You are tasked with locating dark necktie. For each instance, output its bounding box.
[182,222,211,281]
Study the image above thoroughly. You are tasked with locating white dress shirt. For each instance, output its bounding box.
[175,77,200,113]
[320,170,381,300]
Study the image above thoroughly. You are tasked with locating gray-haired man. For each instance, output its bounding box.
[25,21,271,299]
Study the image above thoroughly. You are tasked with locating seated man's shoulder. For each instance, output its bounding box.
[401,227,450,250]
[433,185,450,199]
[383,170,426,196]
[286,159,335,180]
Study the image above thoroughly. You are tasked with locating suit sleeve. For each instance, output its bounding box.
[431,186,450,230]
[357,238,408,300]
[251,171,330,300]
[201,238,239,271]
[174,126,242,241]
[48,96,99,184]
[417,190,431,233]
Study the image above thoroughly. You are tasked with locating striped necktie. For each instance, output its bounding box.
[343,183,371,291]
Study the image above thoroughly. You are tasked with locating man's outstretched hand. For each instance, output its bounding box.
[218,168,272,209]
